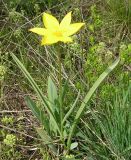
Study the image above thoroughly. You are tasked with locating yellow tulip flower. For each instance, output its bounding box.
[29,12,85,45]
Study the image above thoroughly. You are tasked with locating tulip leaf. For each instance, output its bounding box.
[25,96,49,132]
[48,76,58,113]
[67,58,120,149]
[11,53,61,134]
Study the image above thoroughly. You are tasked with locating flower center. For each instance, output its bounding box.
[54,31,63,37]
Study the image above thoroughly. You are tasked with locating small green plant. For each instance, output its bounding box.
[3,134,16,146]
[120,43,131,63]
[1,133,22,159]
[1,116,14,125]
[11,11,119,158]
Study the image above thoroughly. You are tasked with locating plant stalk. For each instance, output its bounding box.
[58,48,63,142]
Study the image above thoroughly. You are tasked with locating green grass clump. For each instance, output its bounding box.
[78,86,131,159]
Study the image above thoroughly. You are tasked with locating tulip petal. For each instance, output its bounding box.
[29,28,47,35]
[65,23,85,36]
[30,12,85,45]
[41,35,59,45]
[59,36,72,43]
[60,11,72,28]
[43,13,59,29]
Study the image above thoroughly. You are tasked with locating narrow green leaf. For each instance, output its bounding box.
[48,76,58,113]
[48,77,60,134]
[62,91,80,124]
[11,53,61,134]
[25,96,42,122]
[25,96,49,132]
[67,58,120,149]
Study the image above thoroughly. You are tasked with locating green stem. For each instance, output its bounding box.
[58,49,63,142]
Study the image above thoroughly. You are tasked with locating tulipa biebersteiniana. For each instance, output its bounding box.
[11,11,120,158]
